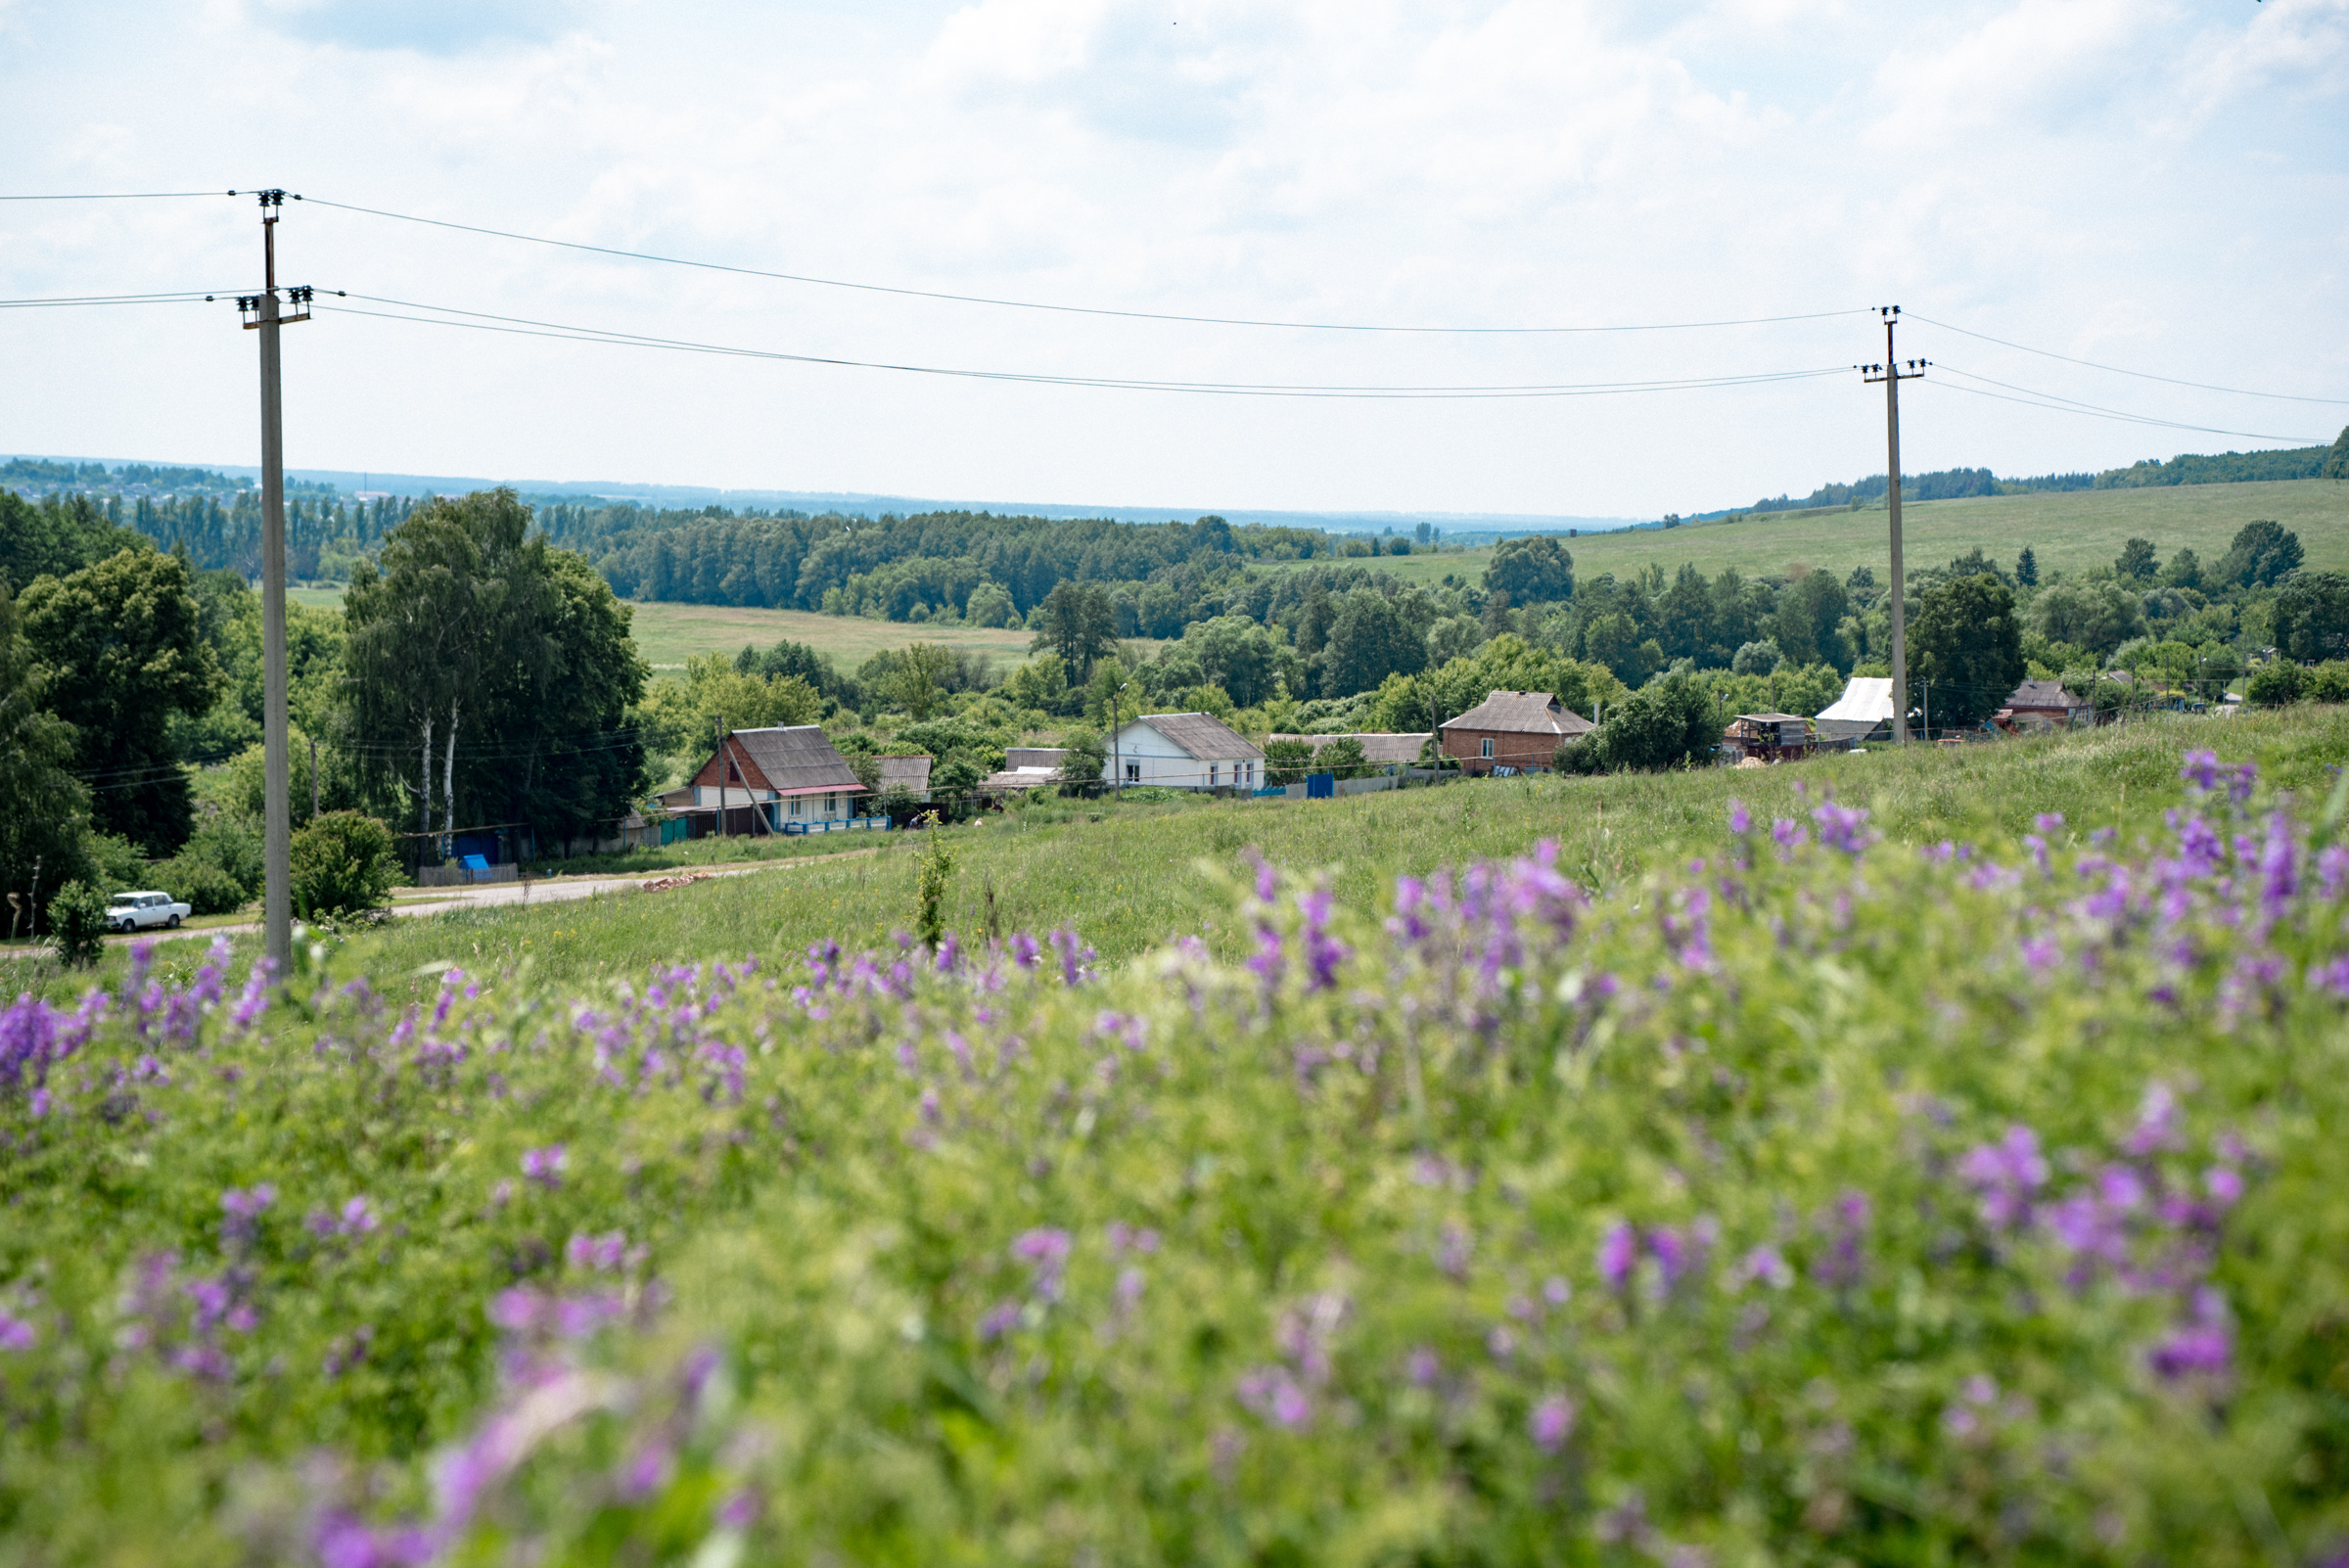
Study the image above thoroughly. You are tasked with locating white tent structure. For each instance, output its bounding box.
[1815,677,1895,746]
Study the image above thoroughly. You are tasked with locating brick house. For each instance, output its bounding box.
[1437,691,1594,776]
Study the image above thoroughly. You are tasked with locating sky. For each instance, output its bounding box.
[0,0,2343,520]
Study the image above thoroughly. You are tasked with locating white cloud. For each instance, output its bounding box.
[0,0,2338,515]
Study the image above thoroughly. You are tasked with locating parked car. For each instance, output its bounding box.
[106,890,191,933]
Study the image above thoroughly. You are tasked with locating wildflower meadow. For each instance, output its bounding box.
[5,749,2349,1565]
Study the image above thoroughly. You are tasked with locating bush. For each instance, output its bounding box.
[288,810,398,919]
[155,855,250,917]
[45,879,107,966]
[2245,660,2308,707]
[84,833,147,894]
[1552,734,1605,775]
[2306,661,2349,704]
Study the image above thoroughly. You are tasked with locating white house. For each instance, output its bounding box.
[1104,712,1267,792]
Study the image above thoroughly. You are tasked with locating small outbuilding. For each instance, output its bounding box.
[1438,692,1593,776]
[1723,713,1824,763]
[1996,679,2094,733]
[1105,712,1267,791]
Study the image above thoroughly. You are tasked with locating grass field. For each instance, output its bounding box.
[30,709,2346,1009]
[13,707,2349,1562]
[291,588,1044,679]
[1286,477,2349,586]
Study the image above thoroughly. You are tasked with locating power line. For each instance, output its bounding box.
[0,291,237,309]
[300,194,1865,337]
[324,293,1853,400]
[1907,312,2349,407]
[0,191,235,202]
[1928,365,2326,444]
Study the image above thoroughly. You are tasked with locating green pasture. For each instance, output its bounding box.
[29,708,2347,1008]
[1281,477,2349,586]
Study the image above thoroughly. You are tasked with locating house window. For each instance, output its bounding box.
[1125,761,1140,783]
[1480,737,1494,759]
[790,798,803,816]
[1210,764,1221,787]
[827,793,838,814]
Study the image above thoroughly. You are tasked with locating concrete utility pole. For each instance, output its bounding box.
[237,191,311,975]
[1861,307,1926,744]
[1112,681,1128,799]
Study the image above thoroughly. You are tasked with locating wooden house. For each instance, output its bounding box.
[674,726,864,836]
[1104,713,1267,791]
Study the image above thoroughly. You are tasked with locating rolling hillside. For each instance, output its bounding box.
[1275,477,2349,586]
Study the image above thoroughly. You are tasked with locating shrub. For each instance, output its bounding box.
[45,878,107,966]
[2246,660,2308,707]
[155,855,249,917]
[288,810,398,919]
[83,832,147,893]
[1310,736,1372,780]
[1263,738,1314,787]
[1595,673,1719,770]
[2307,661,2349,704]
[1552,733,1605,774]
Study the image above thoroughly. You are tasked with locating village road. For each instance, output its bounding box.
[2,850,882,958]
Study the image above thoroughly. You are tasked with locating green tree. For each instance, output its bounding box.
[1033,581,1118,678]
[2014,546,2038,587]
[1911,575,2025,728]
[2161,547,2203,590]
[0,582,94,924]
[1483,535,1575,603]
[1773,572,1851,670]
[2215,521,2303,589]
[1182,617,1280,708]
[347,490,648,848]
[19,546,220,854]
[1263,738,1315,786]
[1585,612,1654,686]
[1322,593,1426,697]
[2272,571,2349,664]
[2324,424,2349,481]
[1056,729,1106,794]
[2028,579,2145,659]
[887,643,956,720]
[1593,673,1718,771]
[0,490,140,592]
[965,581,1018,628]
[289,810,400,919]
[2116,538,2160,580]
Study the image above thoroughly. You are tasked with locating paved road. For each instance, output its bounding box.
[2,850,882,957]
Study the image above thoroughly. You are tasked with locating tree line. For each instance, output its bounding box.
[1,487,650,935]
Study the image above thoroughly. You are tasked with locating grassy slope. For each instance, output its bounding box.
[290,588,1041,680]
[35,710,2346,1008]
[1275,477,2349,587]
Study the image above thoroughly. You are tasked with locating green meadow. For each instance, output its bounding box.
[1299,477,2349,585]
[28,709,2348,1010]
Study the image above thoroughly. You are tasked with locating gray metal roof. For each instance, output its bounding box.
[1005,747,1067,770]
[878,755,932,791]
[1268,733,1432,765]
[1439,690,1594,738]
[1127,712,1267,761]
[731,726,862,796]
[2007,680,2088,710]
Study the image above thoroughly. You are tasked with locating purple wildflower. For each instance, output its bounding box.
[1597,1222,1638,1289]
[1811,799,1874,854]
[521,1145,568,1189]
[1011,1226,1073,1301]
[1772,818,1807,853]
[0,1314,35,1352]
[1958,1125,2050,1229]
[1236,1366,1313,1429]
[2035,812,2066,834]
[1529,1393,1576,1453]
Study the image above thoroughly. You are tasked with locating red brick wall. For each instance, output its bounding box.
[692,744,770,792]
[1440,728,1563,774]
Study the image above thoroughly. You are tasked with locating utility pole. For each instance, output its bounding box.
[1112,681,1128,799]
[1860,307,1926,744]
[236,191,311,976]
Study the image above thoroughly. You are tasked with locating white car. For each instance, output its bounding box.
[107,891,191,933]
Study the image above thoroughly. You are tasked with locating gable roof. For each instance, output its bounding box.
[1123,712,1267,761]
[878,755,932,791]
[1439,690,1594,738]
[1267,733,1432,765]
[1818,677,1894,723]
[2007,679,2088,711]
[729,726,861,797]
